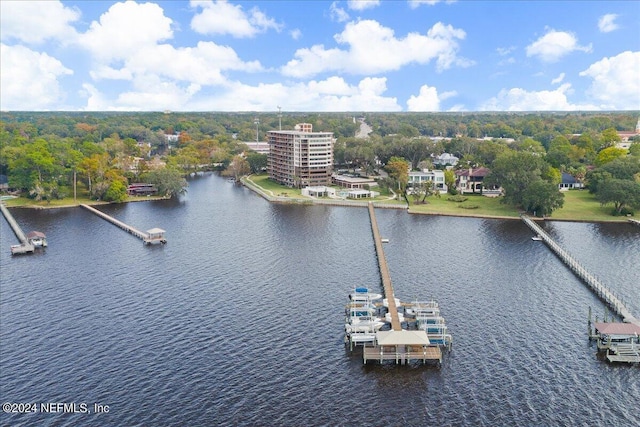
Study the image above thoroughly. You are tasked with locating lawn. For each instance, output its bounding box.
[246,174,403,204]
[408,193,521,218]
[551,189,628,222]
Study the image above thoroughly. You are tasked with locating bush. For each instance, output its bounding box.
[447,195,468,202]
[458,204,479,209]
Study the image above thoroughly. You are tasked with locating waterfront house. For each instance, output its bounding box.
[408,169,447,194]
[559,173,584,190]
[455,167,498,195]
[432,153,459,167]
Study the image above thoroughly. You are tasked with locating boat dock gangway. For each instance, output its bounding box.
[521,214,639,327]
[1,203,35,254]
[80,204,166,245]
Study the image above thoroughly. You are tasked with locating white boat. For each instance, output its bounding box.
[531,235,542,241]
[345,315,385,334]
[349,287,382,303]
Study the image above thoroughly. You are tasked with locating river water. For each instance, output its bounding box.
[1,173,639,426]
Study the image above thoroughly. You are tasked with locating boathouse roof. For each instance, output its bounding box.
[146,228,165,235]
[594,322,640,336]
[26,231,46,239]
[376,330,431,346]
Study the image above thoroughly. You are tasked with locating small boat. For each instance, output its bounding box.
[345,315,385,334]
[531,235,542,241]
[349,287,382,303]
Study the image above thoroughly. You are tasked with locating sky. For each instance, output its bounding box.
[1,0,639,112]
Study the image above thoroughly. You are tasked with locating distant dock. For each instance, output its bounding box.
[522,215,638,327]
[1,203,42,255]
[80,204,166,245]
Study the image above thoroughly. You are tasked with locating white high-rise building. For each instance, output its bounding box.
[267,123,334,188]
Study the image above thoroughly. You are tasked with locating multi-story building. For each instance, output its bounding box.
[408,169,448,193]
[267,123,334,188]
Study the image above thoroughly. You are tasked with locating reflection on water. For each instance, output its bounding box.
[1,173,639,427]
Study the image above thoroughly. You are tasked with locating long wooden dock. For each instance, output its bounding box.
[522,215,639,326]
[80,204,166,245]
[368,202,402,331]
[1,203,35,254]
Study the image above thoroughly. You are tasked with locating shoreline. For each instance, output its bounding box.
[3,179,632,224]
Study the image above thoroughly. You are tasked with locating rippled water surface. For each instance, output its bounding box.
[1,174,639,426]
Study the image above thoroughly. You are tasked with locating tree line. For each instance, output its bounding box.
[1,111,639,215]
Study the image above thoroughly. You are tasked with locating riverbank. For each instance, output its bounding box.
[3,174,631,223]
[1,195,170,209]
[242,175,630,223]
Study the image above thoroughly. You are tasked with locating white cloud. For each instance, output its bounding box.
[190,0,281,38]
[551,73,565,84]
[409,0,452,8]
[526,29,592,62]
[406,84,456,111]
[282,20,471,78]
[80,1,173,63]
[0,44,73,110]
[330,2,350,22]
[598,14,619,33]
[496,46,515,56]
[348,0,381,11]
[290,29,302,40]
[579,51,640,110]
[480,83,598,111]
[79,2,263,91]
[0,0,79,44]
[87,75,401,112]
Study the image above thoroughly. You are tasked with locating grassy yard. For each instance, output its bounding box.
[408,193,521,218]
[551,189,628,222]
[247,174,402,204]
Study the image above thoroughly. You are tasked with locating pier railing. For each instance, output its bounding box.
[81,204,147,239]
[368,202,402,331]
[521,215,638,326]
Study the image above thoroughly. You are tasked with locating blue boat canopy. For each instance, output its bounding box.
[355,287,368,293]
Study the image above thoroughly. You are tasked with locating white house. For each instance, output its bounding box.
[432,153,459,167]
[408,169,447,193]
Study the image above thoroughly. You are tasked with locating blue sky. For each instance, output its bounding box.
[1,0,638,112]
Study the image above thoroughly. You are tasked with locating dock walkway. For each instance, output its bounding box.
[522,215,639,326]
[1,203,34,254]
[80,204,166,244]
[368,202,401,331]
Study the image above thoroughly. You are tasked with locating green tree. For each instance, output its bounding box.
[142,168,188,198]
[595,146,627,166]
[222,155,250,182]
[103,180,128,203]
[600,127,621,149]
[245,152,267,174]
[384,156,409,194]
[521,180,565,217]
[596,179,640,215]
[485,150,548,206]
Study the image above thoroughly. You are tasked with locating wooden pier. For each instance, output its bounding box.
[1,203,35,254]
[363,202,442,364]
[368,202,401,331]
[81,204,166,245]
[521,215,639,327]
